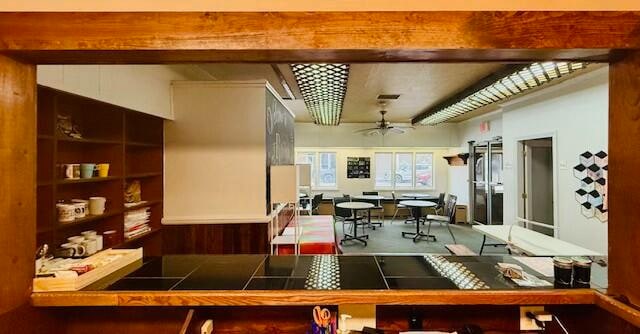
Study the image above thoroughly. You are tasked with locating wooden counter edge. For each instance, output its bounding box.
[595,292,640,328]
[31,289,596,307]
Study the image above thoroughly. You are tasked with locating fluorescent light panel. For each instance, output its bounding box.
[290,63,350,126]
[420,62,588,125]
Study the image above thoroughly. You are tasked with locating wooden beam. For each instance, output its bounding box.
[0,55,36,315]
[608,50,640,307]
[0,12,638,63]
[411,64,523,124]
[31,289,596,307]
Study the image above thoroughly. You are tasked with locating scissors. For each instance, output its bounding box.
[313,306,331,328]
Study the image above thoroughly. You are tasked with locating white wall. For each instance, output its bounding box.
[454,67,609,254]
[501,67,608,254]
[296,147,450,198]
[37,65,210,119]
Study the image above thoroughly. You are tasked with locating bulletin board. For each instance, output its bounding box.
[347,157,370,179]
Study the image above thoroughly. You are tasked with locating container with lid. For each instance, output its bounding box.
[571,256,593,287]
[553,256,573,287]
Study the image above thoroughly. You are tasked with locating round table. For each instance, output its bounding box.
[399,200,437,242]
[401,193,437,200]
[336,201,374,245]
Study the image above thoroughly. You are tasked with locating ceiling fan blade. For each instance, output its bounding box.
[387,127,406,134]
[353,127,382,134]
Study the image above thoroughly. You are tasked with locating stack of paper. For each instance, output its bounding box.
[124,208,151,240]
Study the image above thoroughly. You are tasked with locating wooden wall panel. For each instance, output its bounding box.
[163,223,270,254]
[0,55,36,318]
[609,50,640,307]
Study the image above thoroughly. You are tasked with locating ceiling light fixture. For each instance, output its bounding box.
[417,62,588,126]
[290,63,350,126]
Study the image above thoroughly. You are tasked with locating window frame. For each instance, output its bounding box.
[373,151,436,191]
[296,151,338,190]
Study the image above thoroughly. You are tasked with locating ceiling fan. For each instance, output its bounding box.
[354,102,415,136]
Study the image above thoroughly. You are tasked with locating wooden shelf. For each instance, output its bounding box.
[36,85,164,257]
[124,200,162,211]
[118,227,162,246]
[126,141,162,148]
[125,172,162,179]
[58,137,122,145]
[30,288,598,307]
[57,176,121,184]
[57,211,122,230]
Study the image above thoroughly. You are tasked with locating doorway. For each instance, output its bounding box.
[518,137,555,236]
[470,139,503,225]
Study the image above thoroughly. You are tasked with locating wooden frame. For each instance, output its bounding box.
[1,10,640,325]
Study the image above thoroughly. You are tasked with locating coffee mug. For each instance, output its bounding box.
[56,204,75,222]
[63,164,81,179]
[61,242,86,257]
[81,230,97,238]
[96,163,110,177]
[89,197,106,215]
[80,163,96,178]
[72,202,87,219]
[67,235,84,244]
[82,238,98,255]
[89,235,103,251]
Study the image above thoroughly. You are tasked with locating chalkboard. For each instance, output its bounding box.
[347,157,370,179]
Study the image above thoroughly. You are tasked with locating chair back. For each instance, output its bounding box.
[312,193,323,211]
[342,194,351,200]
[391,191,398,204]
[363,191,378,195]
[360,197,380,207]
[333,197,352,218]
[436,193,446,210]
[445,195,458,223]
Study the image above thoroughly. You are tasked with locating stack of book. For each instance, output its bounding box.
[124,208,151,240]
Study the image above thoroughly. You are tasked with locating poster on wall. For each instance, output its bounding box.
[347,157,370,179]
[573,150,608,222]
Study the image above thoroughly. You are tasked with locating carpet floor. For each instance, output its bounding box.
[336,218,510,255]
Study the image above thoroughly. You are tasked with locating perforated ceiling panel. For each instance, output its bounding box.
[290,63,350,125]
[420,62,588,125]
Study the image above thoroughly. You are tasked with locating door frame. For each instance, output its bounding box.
[1,11,640,308]
[515,132,558,237]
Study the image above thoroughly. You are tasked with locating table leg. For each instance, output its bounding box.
[341,208,368,245]
[402,206,437,242]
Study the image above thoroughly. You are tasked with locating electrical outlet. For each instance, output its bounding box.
[520,306,545,331]
[201,319,213,334]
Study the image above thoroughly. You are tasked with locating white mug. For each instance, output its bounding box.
[89,235,103,251]
[82,238,97,255]
[56,204,75,222]
[61,242,86,257]
[72,202,87,219]
[88,197,106,215]
[81,230,97,238]
[67,235,84,244]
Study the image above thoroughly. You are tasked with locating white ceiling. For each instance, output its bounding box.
[198,63,503,124]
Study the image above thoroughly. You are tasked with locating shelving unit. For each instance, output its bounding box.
[36,85,164,256]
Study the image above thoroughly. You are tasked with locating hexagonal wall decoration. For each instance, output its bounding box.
[574,150,607,222]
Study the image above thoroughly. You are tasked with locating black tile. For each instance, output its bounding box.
[376,256,439,277]
[172,255,265,290]
[386,277,458,289]
[253,256,313,277]
[126,255,207,278]
[284,278,308,289]
[245,277,288,290]
[339,256,386,289]
[107,278,181,291]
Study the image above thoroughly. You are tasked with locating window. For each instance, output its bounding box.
[374,151,435,190]
[374,153,393,188]
[317,152,337,188]
[296,151,337,189]
[415,153,434,188]
[395,153,413,188]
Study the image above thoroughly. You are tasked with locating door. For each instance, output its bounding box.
[470,140,503,225]
[520,138,554,236]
